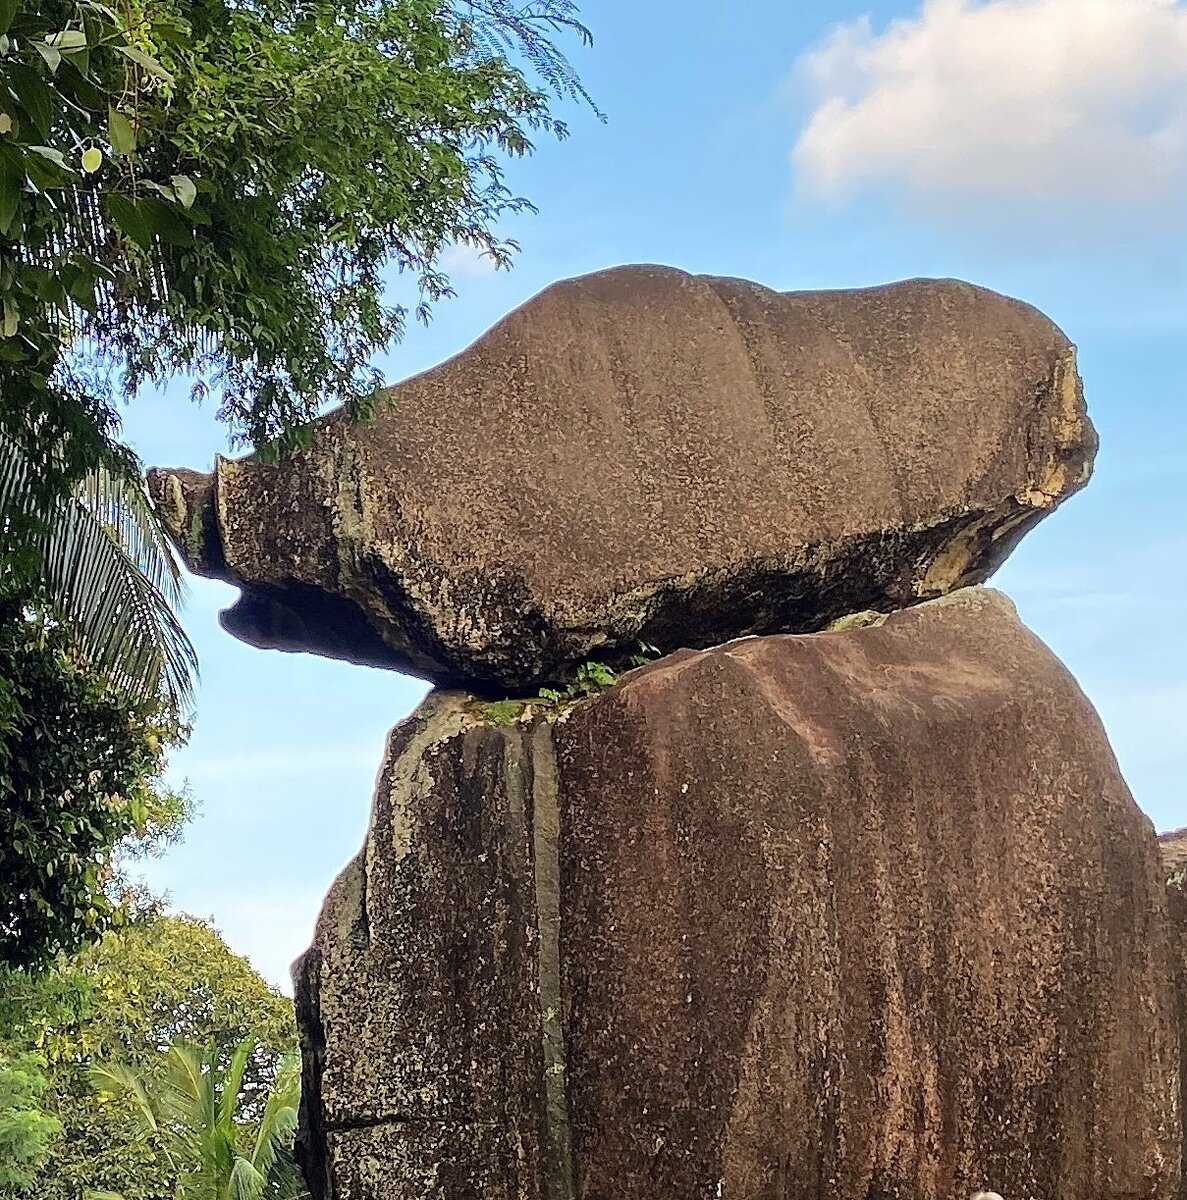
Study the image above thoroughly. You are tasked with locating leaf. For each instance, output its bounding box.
[81,146,102,173]
[0,112,11,135]
[0,148,19,235]
[5,63,56,137]
[107,108,136,155]
[0,0,16,36]
[104,192,152,249]
[46,30,88,50]
[32,43,62,73]
[61,261,98,312]
[114,44,174,84]
[78,0,121,20]
[149,15,191,47]
[27,145,72,173]
[137,195,192,246]
[22,148,69,189]
[170,174,196,208]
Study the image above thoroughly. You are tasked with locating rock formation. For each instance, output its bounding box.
[294,590,1180,1199]
[1162,829,1187,1200]
[151,266,1183,1198]
[149,265,1095,692]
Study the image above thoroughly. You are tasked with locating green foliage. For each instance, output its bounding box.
[0,912,296,1200]
[474,651,661,725]
[628,639,660,668]
[0,598,189,970]
[474,697,525,726]
[538,659,618,706]
[1,432,198,711]
[1,0,596,455]
[0,1050,62,1192]
[91,1035,304,1200]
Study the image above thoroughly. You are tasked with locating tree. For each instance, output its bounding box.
[0,911,296,1200]
[1,0,596,463]
[1,431,198,709]
[0,596,189,970]
[91,1036,304,1200]
[0,1051,62,1192]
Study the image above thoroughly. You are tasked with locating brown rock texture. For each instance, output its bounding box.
[150,266,1096,691]
[1161,828,1187,1200]
[294,588,1180,1200]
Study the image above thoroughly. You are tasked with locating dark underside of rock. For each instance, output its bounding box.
[293,590,1181,1200]
[150,265,1096,693]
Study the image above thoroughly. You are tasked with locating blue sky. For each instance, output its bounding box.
[122,0,1187,989]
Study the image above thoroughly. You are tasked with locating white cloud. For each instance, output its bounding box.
[793,0,1187,213]
[440,239,500,278]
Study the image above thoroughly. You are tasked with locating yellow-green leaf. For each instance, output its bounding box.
[108,108,136,155]
[115,44,174,84]
[81,146,102,174]
[170,174,196,208]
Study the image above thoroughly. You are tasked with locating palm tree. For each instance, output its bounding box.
[89,1035,307,1200]
[0,427,197,712]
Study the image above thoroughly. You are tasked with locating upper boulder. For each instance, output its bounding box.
[150,265,1095,691]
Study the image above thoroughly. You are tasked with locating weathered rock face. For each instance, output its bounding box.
[294,589,1180,1200]
[151,266,1095,692]
[1161,829,1187,1200]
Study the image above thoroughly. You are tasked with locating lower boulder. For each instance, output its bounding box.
[1161,828,1187,1200]
[295,588,1181,1200]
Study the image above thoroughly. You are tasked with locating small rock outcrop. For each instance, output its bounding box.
[294,590,1180,1200]
[150,266,1095,691]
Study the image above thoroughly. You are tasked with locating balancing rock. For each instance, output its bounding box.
[150,266,1095,692]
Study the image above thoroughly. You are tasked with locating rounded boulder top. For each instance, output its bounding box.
[150,264,1097,692]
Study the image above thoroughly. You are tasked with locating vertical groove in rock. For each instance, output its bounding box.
[527,720,575,1200]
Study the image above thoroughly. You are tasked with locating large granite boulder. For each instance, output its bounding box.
[294,588,1180,1200]
[151,266,1095,692]
[1162,828,1187,1199]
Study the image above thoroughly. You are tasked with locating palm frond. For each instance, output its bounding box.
[0,430,198,712]
[90,1059,160,1131]
[226,1156,268,1200]
[249,1055,300,1178]
[218,1036,256,1130]
[94,1037,306,1200]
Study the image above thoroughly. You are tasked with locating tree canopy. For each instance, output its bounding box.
[0,1050,61,1193]
[1,0,596,470]
[0,911,296,1200]
[0,597,189,970]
